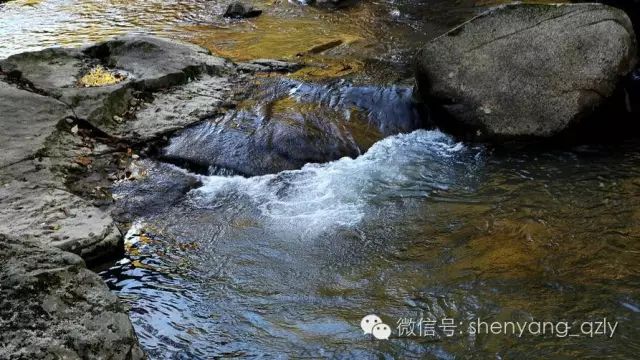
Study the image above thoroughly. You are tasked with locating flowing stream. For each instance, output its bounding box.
[2,0,639,358]
[106,129,640,359]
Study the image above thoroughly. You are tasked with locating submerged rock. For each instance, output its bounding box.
[318,0,358,8]
[238,59,303,73]
[0,234,143,360]
[162,79,425,176]
[415,3,637,140]
[223,2,262,19]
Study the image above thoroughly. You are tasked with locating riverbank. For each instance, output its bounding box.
[0,35,304,358]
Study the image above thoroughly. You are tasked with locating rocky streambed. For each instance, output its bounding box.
[1,1,640,359]
[0,33,427,358]
[0,35,306,359]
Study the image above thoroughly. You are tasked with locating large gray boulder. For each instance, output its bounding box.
[0,234,144,360]
[415,3,638,140]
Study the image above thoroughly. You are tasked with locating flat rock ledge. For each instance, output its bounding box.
[415,3,638,141]
[0,35,299,359]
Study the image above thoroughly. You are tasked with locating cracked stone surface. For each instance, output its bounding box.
[0,35,245,359]
[415,3,638,140]
[0,35,237,263]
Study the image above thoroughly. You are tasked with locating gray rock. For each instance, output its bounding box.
[415,3,638,140]
[113,75,231,141]
[112,160,202,220]
[83,35,231,89]
[593,1,640,37]
[0,82,72,168]
[1,36,234,134]
[238,59,303,73]
[0,47,85,95]
[0,178,122,264]
[0,234,144,360]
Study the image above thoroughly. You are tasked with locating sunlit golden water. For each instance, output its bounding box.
[0,0,514,79]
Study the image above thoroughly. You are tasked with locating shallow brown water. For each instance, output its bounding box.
[2,0,639,359]
[0,0,496,81]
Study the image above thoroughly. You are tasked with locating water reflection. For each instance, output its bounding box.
[0,0,489,80]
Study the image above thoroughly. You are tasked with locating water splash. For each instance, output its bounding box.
[190,130,481,238]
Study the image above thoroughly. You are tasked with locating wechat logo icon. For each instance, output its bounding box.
[361,314,391,340]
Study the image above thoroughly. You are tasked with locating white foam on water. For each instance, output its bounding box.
[191,130,477,238]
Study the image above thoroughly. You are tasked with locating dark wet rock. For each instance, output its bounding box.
[308,0,359,9]
[297,39,344,56]
[238,59,303,73]
[223,2,262,19]
[0,234,143,360]
[415,3,637,140]
[163,109,361,176]
[627,68,640,112]
[112,160,202,220]
[595,1,640,113]
[162,79,424,176]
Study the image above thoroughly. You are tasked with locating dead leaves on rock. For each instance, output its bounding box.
[78,66,125,87]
